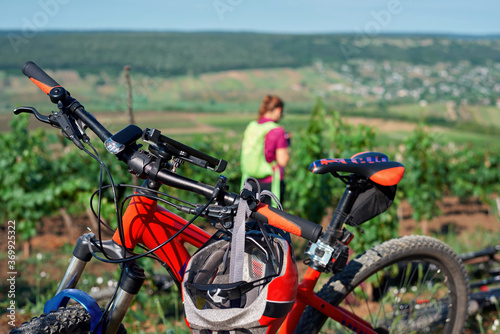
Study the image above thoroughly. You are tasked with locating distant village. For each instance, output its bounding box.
[305,59,500,114]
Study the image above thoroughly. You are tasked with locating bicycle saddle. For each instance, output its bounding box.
[308,151,405,186]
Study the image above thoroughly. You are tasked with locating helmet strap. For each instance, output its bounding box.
[229,179,253,283]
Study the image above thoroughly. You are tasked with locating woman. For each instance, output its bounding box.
[240,95,289,201]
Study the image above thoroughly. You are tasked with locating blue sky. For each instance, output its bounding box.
[0,0,499,35]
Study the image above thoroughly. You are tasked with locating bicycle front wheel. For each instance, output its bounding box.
[296,235,469,334]
[10,305,127,334]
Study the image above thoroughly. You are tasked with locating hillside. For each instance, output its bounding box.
[1,31,500,75]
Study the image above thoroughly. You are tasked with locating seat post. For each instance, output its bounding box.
[321,180,361,245]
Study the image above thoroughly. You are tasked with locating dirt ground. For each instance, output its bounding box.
[398,196,499,236]
[1,196,498,333]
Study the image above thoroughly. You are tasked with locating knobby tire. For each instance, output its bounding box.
[10,305,127,334]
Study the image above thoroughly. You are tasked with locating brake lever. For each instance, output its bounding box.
[14,106,86,149]
[14,106,56,126]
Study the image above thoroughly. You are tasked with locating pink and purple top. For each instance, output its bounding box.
[258,117,289,183]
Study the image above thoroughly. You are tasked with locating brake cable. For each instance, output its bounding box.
[88,184,198,228]
[85,185,219,264]
[78,137,122,253]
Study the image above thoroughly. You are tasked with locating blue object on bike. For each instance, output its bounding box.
[44,289,103,334]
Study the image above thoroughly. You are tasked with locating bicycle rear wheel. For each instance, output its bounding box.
[296,235,469,334]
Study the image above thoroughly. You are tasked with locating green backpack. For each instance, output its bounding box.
[240,121,281,198]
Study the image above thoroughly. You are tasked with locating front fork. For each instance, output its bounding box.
[53,233,145,334]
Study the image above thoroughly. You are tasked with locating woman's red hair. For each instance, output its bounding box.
[258,95,284,119]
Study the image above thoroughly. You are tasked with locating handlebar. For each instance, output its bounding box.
[252,204,322,242]
[73,106,113,142]
[23,61,61,95]
[19,61,323,242]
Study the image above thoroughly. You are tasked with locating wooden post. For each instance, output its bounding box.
[123,65,138,186]
[123,65,134,125]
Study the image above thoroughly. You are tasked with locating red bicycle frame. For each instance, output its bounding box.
[280,267,376,334]
[112,195,211,283]
[113,194,377,334]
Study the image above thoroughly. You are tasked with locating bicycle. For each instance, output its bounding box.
[10,61,469,334]
[459,245,500,316]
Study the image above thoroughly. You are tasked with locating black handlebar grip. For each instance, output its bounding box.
[22,61,61,94]
[251,204,322,242]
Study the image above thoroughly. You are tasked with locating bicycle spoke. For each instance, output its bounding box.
[338,261,455,333]
[375,270,391,329]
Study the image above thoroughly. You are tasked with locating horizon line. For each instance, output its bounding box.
[1,29,500,38]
